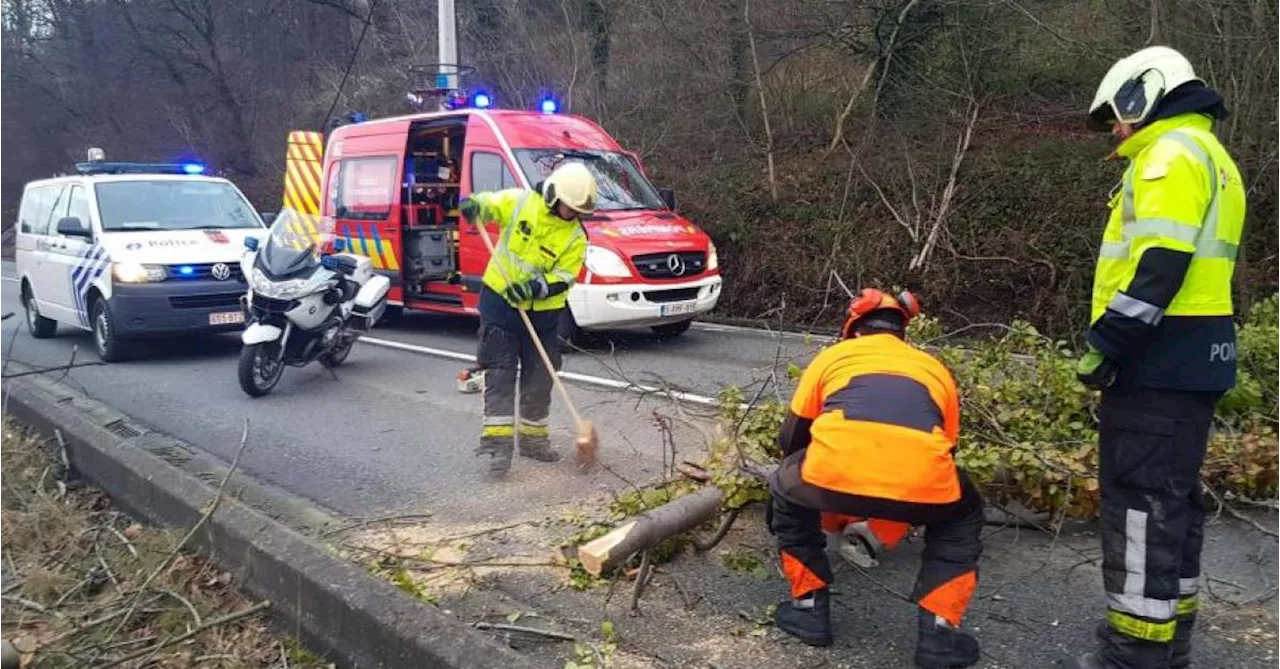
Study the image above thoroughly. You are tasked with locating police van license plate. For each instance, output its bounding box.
[660,301,699,317]
[209,311,245,325]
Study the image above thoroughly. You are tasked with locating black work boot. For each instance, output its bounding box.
[475,439,514,476]
[914,608,980,669]
[1169,612,1195,669]
[774,588,832,647]
[1058,622,1172,669]
[517,436,562,462]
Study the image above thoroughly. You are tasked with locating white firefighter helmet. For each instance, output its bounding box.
[1088,46,1201,131]
[542,162,599,215]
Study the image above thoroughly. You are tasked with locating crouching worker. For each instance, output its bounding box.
[459,162,597,476]
[768,288,985,668]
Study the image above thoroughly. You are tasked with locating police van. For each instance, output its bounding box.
[14,151,267,362]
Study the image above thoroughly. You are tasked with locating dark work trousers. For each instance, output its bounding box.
[768,450,986,627]
[476,299,563,461]
[1095,387,1219,667]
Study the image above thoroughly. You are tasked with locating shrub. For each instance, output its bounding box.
[716,297,1280,519]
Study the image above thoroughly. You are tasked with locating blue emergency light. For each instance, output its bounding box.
[473,92,492,109]
[539,97,559,114]
[178,265,195,276]
[76,162,211,176]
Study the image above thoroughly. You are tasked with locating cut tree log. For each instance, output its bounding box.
[577,487,724,576]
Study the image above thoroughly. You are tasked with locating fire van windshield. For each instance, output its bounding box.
[95,180,262,232]
[514,149,664,212]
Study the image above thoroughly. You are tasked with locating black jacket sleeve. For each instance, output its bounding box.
[778,410,813,457]
[1088,247,1193,361]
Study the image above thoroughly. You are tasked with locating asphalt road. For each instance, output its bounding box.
[1,260,807,521]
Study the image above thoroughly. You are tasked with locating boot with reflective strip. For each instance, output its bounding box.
[516,419,561,462]
[914,607,980,669]
[773,588,832,647]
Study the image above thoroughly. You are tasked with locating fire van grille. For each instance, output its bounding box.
[644,287,701,303]
[631,251,706,280]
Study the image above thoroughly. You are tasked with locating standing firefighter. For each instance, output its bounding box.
[768,289,985,669]
[459,162,598,476]
[1065,47,1245,669]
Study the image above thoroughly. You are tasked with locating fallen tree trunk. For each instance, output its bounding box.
[577,487,725,576]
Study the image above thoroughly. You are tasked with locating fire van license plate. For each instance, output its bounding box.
[660,301,699,317]
[209,311,245,326]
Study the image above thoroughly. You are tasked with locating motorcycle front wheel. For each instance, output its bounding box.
[238,341,285,397]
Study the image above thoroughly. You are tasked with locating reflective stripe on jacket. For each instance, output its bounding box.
[471,188,587,312]
[1088,113,1245,391]
[1091,114,1245,322]
[789,334,962,504]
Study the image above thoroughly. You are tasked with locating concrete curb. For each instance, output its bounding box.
[5,372,539,669]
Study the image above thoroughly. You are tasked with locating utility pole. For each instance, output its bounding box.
[438,0,459,93]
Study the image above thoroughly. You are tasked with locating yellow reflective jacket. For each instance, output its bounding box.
[469,188,587,312]
[1087,113,1246,391]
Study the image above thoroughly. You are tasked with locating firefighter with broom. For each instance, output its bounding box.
[459,162,600,477]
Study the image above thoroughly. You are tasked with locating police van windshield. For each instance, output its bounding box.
[95,180,262,232]
[514,149,665,212]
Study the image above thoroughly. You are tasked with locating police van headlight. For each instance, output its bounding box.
[585,245,632,278]
[707,241,719,271]
[112,262,167,283]
[251,267,312,299]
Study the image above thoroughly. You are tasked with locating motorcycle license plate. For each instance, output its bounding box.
[209,311,246,325]
[660,301,699,317]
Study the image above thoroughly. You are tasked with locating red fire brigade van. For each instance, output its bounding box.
[291,107,721,341]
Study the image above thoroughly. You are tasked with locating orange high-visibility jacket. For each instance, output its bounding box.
[790,333,962,504]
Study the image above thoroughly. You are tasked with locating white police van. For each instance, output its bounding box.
[14,151,267,362]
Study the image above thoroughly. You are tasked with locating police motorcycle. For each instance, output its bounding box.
[236,209,390,397]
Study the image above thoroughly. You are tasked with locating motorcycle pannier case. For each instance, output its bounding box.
[351,274,391,330]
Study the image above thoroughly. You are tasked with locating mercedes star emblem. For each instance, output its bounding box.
[666,253,686,277]
[211,263,232,281]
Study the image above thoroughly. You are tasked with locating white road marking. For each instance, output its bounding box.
[359,335,726,408]
[692,321,827,340]
[1,277,18,283]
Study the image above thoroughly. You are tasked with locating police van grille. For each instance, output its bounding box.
[166,263,245,282]
[169,293,244,309]
[631,251,706,280]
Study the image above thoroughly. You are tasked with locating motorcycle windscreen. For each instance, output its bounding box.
[257,209,337,279]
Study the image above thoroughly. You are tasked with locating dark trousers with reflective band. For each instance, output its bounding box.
[1098,387,1218,654]
[476,316,562,453]
[768,450,985,627]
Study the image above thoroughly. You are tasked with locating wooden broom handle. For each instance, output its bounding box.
[472,216,586,427]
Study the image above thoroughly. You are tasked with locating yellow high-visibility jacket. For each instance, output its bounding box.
[469,189,587,312]
[1087,113,1246,391]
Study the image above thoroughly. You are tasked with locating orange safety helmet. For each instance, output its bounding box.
[840,288,921,339]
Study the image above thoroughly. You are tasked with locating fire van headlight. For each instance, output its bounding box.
[707,241,719,271]
[250,267,313,299]
[112,262,167,283]
[584,245,632,278]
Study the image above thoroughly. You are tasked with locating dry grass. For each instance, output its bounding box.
[0,418,331,668]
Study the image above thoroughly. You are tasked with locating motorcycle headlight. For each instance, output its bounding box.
[113,262,167,283]
[707,241,719,271]
[251,267,313,299]
[584,245,632,278]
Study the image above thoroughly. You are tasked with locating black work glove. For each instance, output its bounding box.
[503,277,548,305]
[459,198,481,221]
[1076,343,1120,390]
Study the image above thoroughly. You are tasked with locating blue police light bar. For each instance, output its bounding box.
[473,92,492,109]
[539,97,559,114]
[75,162,210,176]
